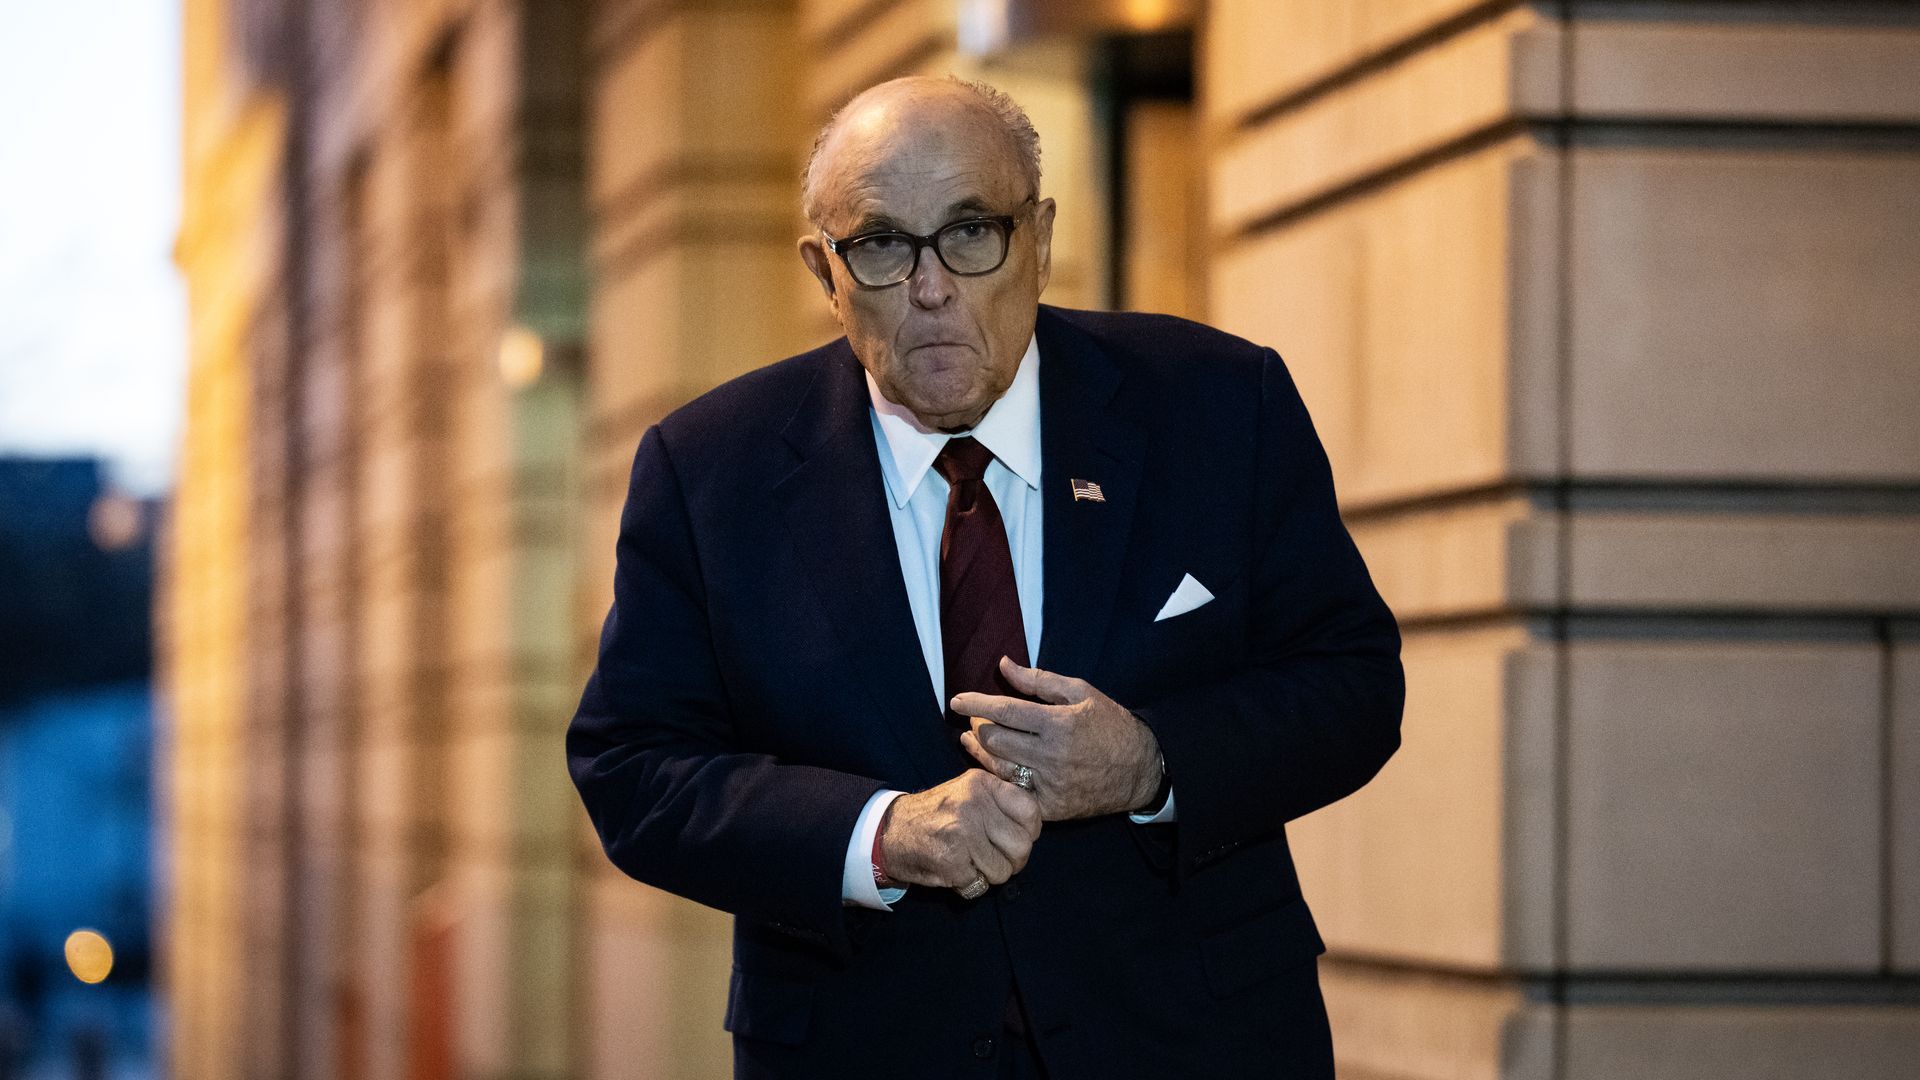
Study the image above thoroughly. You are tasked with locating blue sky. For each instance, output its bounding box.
[0,0,184,496]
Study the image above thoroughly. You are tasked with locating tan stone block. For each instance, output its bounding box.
[590,255,687,424]
[801,0,893,43]
[356,733,414,839]
[1894,632,1920,972]
[594,173,790,287]
[584,875,732,1080]
[356,586,416,694]
[804,0,953,116]
[1563,511,1920,612]
[1213,138,1534,507]
[435,865,511,1077]
[1563,1005,1920,1080]
[681,12,802,162]
[1570,20,1920,124]
[357,437,421,543]
[594,234,805,403]
[1319,960,1524,1080]
[1293,625,1526,969]
[1349,496,1534,622]
[1212,8,1547,235]
[1565,641,1883,971]
[448,545,513,668]
[593,8,800,210]
[451,379,513,489]
[594,30,682,207]
[453,664,516,744]
[1501,639,1562,972]
[1205,0,1491,125]
[1568,148,1920,482]
[673,242,834,385]
[349,845,415,1080]
[447,730,515,852]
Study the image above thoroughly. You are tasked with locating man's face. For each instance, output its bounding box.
[800,91,1056,432]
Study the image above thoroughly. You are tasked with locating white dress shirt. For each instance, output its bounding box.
[840,334,1174,911]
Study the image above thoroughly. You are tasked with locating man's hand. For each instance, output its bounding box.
[879,768,1042,890]
[953,657,1163,821]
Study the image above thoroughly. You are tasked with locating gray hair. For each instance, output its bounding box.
[801,75,1043,227]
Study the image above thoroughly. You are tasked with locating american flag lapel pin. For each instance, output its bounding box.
[1070,478,1106,503]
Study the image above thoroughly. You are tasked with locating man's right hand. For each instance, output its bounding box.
[879,769,1041,891]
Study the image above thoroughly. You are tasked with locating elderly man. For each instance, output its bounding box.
[567,75,1403,1079]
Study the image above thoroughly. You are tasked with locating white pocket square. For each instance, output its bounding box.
[1154,574,1215,622]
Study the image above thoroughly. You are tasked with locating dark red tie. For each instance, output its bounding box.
[938,437,1040,1036]
[935,436,1030,729]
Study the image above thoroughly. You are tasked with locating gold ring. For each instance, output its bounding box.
[958,875,989,900]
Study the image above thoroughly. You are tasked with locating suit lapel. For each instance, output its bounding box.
[1034,308,1146,682]
[775,342,959,788]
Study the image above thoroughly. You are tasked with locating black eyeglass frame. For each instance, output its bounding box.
[820,198,1037,288]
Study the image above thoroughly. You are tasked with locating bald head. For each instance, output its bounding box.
[793,74,1058,432]
[802,76,1041,227]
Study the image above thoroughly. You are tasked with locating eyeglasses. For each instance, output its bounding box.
[821,199,1034,288]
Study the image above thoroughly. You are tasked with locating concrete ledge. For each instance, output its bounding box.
[1559,511,1920,612]
[1559,1003,1920,1079]
[1320,959,1521,1080]
[1564,19,1920,125]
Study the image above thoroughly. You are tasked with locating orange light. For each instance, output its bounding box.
[65,929,114,984]
[499,325,544,388]
[1123,0,1177,31]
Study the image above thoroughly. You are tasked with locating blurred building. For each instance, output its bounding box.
[166,1,1920,1079]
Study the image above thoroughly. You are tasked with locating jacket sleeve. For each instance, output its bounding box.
[565,424,884,952]
[1130,348,1405,870]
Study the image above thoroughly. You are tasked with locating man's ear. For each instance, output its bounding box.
[798,235,837,303]
[1031,197,1058,296]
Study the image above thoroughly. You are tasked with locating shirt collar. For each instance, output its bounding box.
[867,332,1042,508]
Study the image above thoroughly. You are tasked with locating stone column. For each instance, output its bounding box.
[167,4,282,1075]
[576,2,811,1076]
[1204,2,1920,1075]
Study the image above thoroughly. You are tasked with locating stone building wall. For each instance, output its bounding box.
[1205,2,1920,1076]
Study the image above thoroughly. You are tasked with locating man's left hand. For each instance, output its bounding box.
[953,656,1163,821]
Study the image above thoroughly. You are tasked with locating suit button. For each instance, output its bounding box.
[972,1036,995,1059]
[1002,878,1022,900]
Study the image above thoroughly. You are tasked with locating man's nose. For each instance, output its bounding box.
[906,244,954,309]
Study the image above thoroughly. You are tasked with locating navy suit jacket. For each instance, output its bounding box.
[566,305,1404,1078]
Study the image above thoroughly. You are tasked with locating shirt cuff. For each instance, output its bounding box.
[842,788,908,910]
[1128,786,1176,824]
